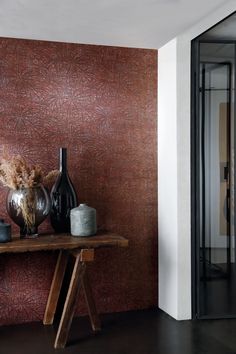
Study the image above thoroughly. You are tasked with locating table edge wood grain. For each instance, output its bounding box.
[0,231,129,254]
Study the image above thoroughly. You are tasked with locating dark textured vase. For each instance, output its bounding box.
[6,185,51,238]
[50,148,78,233]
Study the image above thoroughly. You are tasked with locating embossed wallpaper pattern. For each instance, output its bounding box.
[0,38,157,325]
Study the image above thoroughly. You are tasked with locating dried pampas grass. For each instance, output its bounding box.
[0,155,58,190]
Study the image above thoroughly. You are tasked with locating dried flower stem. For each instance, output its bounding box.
[17,188,36,229]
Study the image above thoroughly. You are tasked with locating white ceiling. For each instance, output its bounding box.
[0,0,232,49]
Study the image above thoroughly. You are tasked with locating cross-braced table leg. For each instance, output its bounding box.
[54,249,100,349]
[82,270,101,332]
[43,250,69,325]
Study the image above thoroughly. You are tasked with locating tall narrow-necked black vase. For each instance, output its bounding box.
[50,148,78,233]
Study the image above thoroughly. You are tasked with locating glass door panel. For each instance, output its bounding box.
[196,42,236,318]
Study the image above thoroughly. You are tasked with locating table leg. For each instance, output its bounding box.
[43,250,68,325]
[54,253,86,349]
[82,271,101,332]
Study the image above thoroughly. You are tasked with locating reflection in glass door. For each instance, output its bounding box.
[193,42,236,318]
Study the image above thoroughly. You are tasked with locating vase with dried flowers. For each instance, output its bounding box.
[0,155,58,238]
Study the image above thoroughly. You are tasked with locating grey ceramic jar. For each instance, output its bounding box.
[70,204,97,237]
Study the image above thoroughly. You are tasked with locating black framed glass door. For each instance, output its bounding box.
[192,41,236,318]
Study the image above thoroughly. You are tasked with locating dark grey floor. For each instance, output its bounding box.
[199,260,236,317]
[2,309,236,354]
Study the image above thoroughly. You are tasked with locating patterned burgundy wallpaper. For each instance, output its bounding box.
[0,37,157,325]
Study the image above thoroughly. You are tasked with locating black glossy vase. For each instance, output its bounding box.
[50,148,78,233]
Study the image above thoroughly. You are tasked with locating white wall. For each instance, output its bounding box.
[158,0,236,320]
[158,38,178,318]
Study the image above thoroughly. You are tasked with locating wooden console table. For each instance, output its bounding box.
[0,231,128,349]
